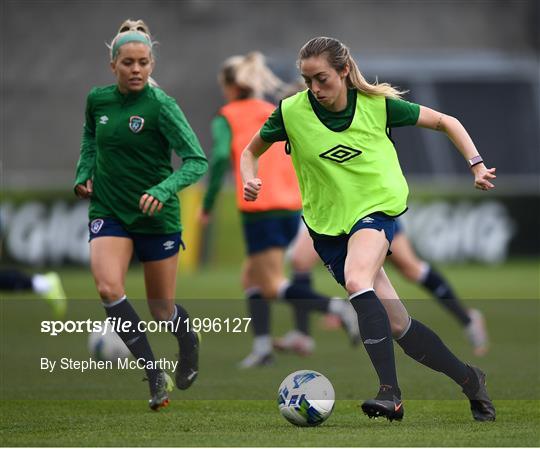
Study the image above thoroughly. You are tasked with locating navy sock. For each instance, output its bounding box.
[349,290,399,394]
[396,318,478,391]
[292,271,313,287]
[247,289,270,336]
[104,297,160,388]
[422,267,471,325]
[0,269,33,291]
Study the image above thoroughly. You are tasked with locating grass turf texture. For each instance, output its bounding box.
[1,400,539,446]
[2,258,538,300]
[1,260,539,446]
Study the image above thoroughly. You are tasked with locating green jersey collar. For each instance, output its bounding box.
[115,83,151,102]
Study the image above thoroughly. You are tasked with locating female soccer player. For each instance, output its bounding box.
[200,52,359,368]
[240,37,496,422]
[74,19,207,410]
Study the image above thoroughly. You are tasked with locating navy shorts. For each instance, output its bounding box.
[309,212,396,287]
[242,213,301,255]
[88,218,184,262]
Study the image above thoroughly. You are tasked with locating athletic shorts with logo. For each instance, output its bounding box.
[307,212,396,287]
[88,217,184,262]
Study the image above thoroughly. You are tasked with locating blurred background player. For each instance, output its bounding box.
[74,19,207,410]
[0,269,66,318]
[241,36,495,422]
[200,52,359,368]
[388,219,488,355]
[0,223,67,318]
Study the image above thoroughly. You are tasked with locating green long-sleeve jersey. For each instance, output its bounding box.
[74,84,208,234]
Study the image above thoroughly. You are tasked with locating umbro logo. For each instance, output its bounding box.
[163,240,175,250]
[361,217,375,224]
[99,115,109,125]
[319,145,362,163]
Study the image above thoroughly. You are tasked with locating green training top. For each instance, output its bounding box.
[261,88,419,141]
[74,84,208,234]
[280,90,409,236]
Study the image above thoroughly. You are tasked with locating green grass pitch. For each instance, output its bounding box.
[1,260,539,446]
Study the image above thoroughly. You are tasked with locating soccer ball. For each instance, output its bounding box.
[277,370,335,427]
[88,323,131,362]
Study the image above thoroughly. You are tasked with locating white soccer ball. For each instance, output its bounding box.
[88,323,131,362]
[277,370,335,427]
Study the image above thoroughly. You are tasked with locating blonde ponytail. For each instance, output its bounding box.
[117,19,150,35]
[299,37,406,99]
[219,51,287,99]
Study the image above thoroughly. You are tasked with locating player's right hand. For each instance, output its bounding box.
[75,179,93,198]
[243,178,262,201]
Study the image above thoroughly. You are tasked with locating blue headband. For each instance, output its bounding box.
[112,32,152,59]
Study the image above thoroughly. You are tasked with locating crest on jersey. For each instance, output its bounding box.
[90,219,104,234]
[129,116,144,133]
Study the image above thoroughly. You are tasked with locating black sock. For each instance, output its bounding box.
[396,318,479,391]
[0,269,33,291]
[282,282,330,313]
[169,304,198,353]
[247,289,270,336]
[285,279,328,336]
[349,290,399,396]
[292,308,310,335]
[292,303,310,335]
[283,282,333,336]
[104,297,160,389]
[422,267,471,325]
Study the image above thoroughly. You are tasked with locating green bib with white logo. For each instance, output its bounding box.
[281,90,408,236]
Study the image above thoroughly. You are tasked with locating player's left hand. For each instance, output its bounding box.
[139,193,163,216]
[472,164,496,191]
